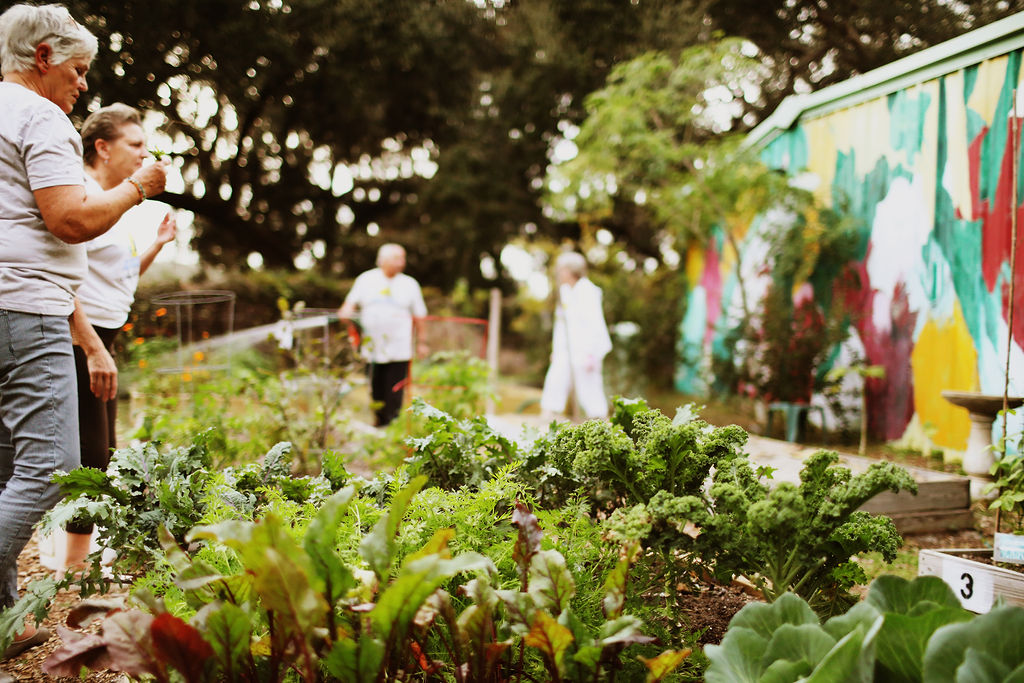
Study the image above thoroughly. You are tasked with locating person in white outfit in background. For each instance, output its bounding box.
[540,251,612,420]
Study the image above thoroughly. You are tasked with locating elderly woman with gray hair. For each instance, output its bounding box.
[0,3,167,662]
[540,251,613,420]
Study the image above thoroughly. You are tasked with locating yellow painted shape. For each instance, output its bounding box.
[846,98,894,177]
[803,96,896,203]
[802,116,840,205]
[910,303,979,449]
[967,55,1009,123]
[685,245,704,287]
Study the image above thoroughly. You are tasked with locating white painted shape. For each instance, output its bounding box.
[866,175,932,334]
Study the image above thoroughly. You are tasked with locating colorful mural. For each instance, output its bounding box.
[680,30,1024,452]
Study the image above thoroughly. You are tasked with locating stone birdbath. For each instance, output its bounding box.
[942,390,1024,498]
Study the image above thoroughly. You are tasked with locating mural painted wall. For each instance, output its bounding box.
[680,47,1024,452]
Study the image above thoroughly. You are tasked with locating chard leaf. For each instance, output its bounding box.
[924,606,1024,683]
[66,598,126,628]
[100,610,162,678]
[639,648,691,682]
[512,501,543,584]
[574,643,603,670]
[151,612,213,682]
[496,589,536,634]
[370,552,491,664]
[599,614,657,647]
[406,528,455,563]
[41,626,114,676]
[524,610,574,676]
[199,602,252,682]
[359,475,428,580]
[603,541,641,619]
[193,515,329,641]
[304,487,358,604]
[528,550,576,615]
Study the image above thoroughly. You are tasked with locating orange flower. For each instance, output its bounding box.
[155,307,167,317]
[138,359,148,369]
[122,322,134,331]
[134,337,145,345]
[193,351,205,363]
[182,372,192,382]
[201,331,210,339]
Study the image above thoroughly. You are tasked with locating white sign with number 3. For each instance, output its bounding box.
[941,556,994,613]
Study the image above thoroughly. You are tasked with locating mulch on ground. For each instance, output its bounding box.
[3,534,125,683]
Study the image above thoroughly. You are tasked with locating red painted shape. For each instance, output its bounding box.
[982,122,1021,290]
[979,118,1024,351]
[847,257,918,441]
[701,240,723,347]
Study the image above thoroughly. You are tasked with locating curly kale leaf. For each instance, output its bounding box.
[745,483,808,545]
[605,505,652,544]
[802,453,918,539]
[827,510,903,563]
[609,396,651,439]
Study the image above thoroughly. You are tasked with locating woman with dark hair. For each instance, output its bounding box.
[0,3,167,664]
[61,102,177,577]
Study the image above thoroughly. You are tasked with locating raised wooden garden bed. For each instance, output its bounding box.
[918,548,1024,613]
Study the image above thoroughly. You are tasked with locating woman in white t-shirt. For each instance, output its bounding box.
[61,104,176,576]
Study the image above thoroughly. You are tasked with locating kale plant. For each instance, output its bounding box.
[523,397,748,510]
[405,397,520,490]
[609,449,917,615]
[40,437,334,588]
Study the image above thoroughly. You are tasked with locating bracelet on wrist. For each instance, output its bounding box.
[126,177,147,203]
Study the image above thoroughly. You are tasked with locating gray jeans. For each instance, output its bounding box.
[0,311,78,608]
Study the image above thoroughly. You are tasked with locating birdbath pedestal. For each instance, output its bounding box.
[942,391,1024,498]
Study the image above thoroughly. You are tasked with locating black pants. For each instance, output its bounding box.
[368,361,409,427]
[68,326,119,535]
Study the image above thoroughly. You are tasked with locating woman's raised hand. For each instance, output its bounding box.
[131,158,170,199]
[156,211,177,246]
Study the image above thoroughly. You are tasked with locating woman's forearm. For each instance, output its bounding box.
[34,181,142,244]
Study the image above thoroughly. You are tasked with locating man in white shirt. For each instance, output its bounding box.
[339,244,427,426]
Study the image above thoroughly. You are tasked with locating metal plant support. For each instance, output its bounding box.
[149,289,237,380]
